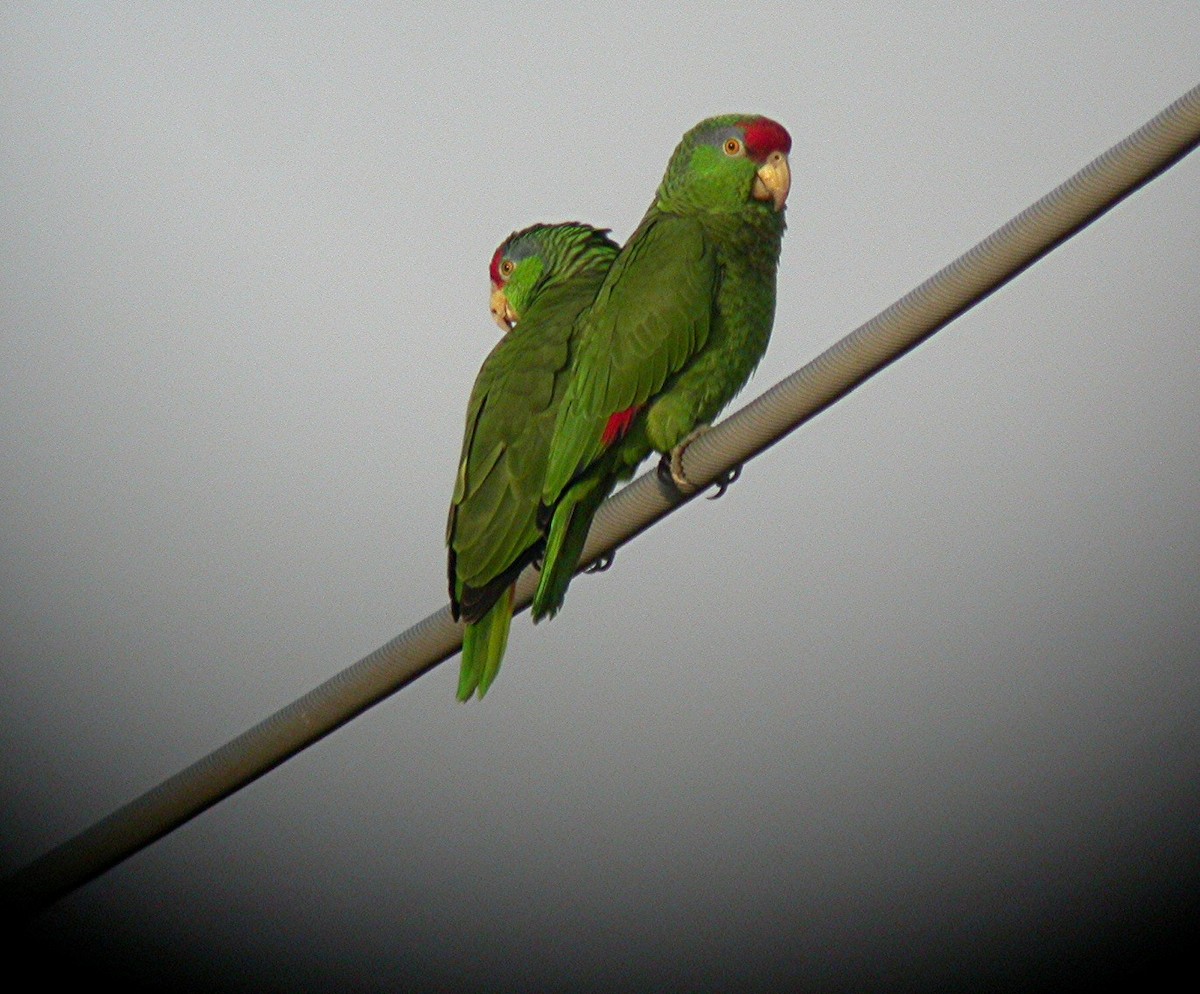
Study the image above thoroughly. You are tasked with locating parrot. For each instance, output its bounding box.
[447,222,620,700]
[533,114,791,622]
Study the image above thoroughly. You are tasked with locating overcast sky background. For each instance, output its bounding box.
[3,4,1198,990]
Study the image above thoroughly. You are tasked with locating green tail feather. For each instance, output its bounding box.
[532,473,613,623]
[457,586,514,701]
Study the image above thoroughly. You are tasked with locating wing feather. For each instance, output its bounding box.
[543,213,716,501]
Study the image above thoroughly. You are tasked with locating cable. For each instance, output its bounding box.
[5,82,1199,922]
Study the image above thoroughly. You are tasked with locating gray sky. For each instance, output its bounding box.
[3,4,1198,990]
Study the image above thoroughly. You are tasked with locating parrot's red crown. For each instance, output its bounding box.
[741,118,791,160]
[489,246,506,287]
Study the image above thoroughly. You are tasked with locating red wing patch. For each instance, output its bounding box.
[602,405,641,447]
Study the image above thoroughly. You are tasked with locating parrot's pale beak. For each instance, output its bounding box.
[752,150,791,211]
[490,287,518,332]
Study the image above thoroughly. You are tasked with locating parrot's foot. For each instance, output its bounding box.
[584,551,615,574]
[655,425,741,498]
[707,463,742,500]
[655,454,682,493]
[655,424,711,495]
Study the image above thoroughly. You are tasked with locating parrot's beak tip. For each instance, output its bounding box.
[753,150,791,212]
[489,288,518,332]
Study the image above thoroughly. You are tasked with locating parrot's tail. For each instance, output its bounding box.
[458,585,514,701]
[532,472,614,623]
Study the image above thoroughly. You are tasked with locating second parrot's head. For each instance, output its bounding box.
[488,235,534,332]
[656,114,792,215]
[488,223,620,333]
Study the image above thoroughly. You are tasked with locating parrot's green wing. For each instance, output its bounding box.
[531,455,628,622]
[448,284,578,621]
[542,213,717,504]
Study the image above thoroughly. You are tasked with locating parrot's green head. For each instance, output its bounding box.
[489,222,619,332]
[656,114,792,216]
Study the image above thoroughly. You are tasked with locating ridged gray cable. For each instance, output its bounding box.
[5,82,1199,922]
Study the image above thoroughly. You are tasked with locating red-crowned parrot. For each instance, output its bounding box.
[447,223,619,699]
[534,114,791,622]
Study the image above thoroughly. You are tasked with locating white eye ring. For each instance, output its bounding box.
[723,137,743,156]
[499,260,515,278]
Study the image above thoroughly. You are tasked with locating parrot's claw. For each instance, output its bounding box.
[584,551,615,574]
[706,463,742,500]
[656,454,681,492]
[656,424,728,496]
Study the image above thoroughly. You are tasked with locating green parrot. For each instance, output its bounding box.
[534,114,792,622]
[447,222,620,700]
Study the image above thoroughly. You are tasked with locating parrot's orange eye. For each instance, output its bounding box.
[499,260,515,279]
[723,137,743,156]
